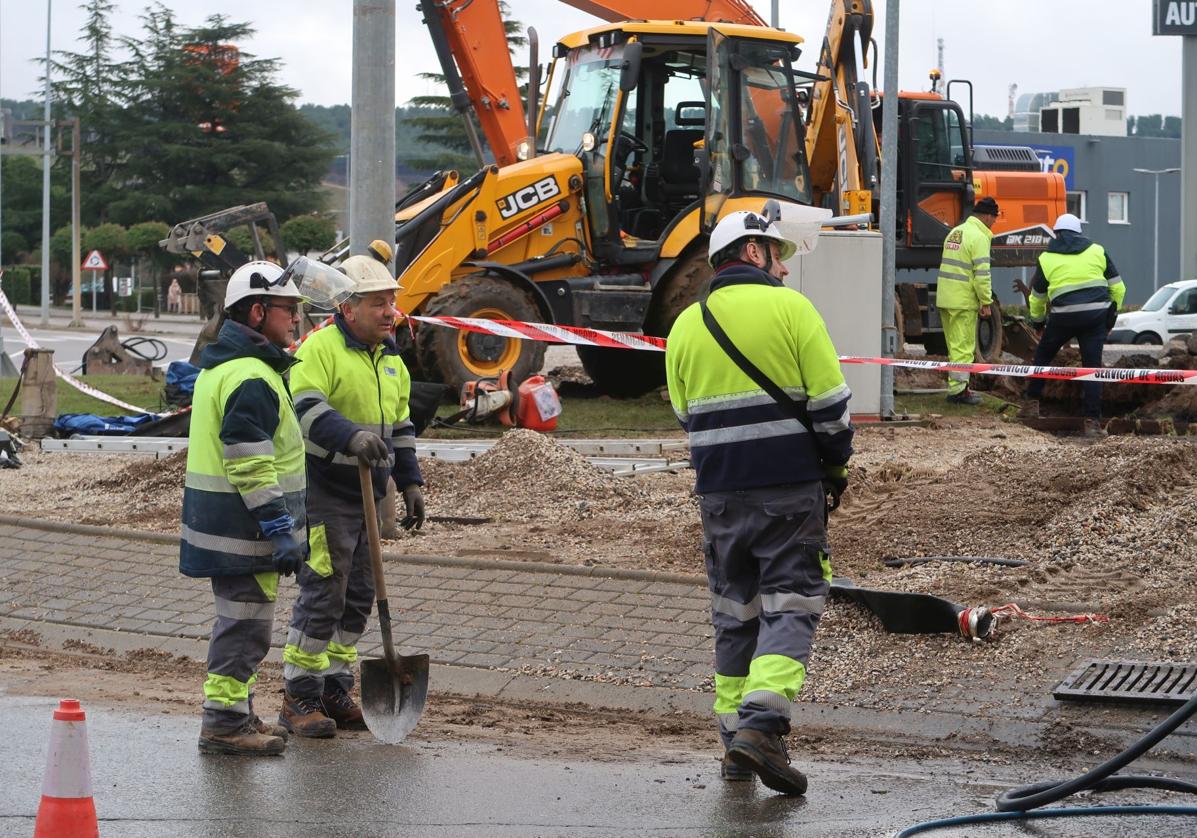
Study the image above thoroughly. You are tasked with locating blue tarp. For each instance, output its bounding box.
[166,361,200,395]
[53,412,157,436]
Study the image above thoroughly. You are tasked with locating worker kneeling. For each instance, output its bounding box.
[280,246,426,737]
[665,210,853,795]
[1022,213,1125,437]
[181,261,308,756]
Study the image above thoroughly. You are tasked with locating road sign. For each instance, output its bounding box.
[82,250,108,271]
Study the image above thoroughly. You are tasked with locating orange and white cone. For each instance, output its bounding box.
[34,699,99,838]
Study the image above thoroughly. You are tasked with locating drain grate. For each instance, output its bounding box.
[1054,659,1197,706]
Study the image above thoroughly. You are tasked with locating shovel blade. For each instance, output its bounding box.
[360,653,430,744]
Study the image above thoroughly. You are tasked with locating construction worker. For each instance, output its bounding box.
[1022,213,1125,436]
[280,243,425,737]
[665,210,853,796]
[180,260,307,757]
[935,196,999,404]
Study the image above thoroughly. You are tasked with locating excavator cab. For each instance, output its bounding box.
[897,96,973,262]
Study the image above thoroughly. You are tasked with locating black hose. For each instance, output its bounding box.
[884,556,1028,568]
[120,336,169,362]
[995,691,1197,811]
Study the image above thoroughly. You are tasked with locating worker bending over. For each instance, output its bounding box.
[1022,213,1125,436]
[280,245,425,737]
[665,210,854,796]
[935,196,999,405]
[181,262,307,756]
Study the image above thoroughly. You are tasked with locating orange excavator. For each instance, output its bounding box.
[421,0,1064,359]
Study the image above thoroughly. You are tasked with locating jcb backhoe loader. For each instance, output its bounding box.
[392,16,825,395]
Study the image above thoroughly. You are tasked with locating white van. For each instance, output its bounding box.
[1107,279,1197,345]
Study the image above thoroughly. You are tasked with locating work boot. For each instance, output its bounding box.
[279,692,337,738]
[727,729,808,796]
[720,751,754,782]
[1018,399,1040,419]
[251,713,290,739]
[322,685,368,731]
[198,719,285,756]
[946,389,982,406]
[1082,418,1107,438]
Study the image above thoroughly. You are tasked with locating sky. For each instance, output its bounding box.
[0,1,1186,118]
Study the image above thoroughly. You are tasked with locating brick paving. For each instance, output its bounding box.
[0,520,715,690]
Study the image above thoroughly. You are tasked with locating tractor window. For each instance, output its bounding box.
[541,44,625,154]
[732,42,810,204]
[913,106,966,182]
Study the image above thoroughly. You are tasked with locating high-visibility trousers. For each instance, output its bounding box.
[202,572,278,732]
[282,480,376,698]
[698,482,832,745]
[941,307,978,394]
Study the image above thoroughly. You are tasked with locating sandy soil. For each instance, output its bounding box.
[4,419,1196,717]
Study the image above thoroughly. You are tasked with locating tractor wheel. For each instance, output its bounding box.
[415,274,546,392]
[577,249,713,398]
[976,301,1004,362]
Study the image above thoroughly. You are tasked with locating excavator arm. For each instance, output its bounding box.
[418,0,528,167]
[558,0,764,25]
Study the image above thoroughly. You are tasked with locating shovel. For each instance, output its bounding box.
[358,461,429,743]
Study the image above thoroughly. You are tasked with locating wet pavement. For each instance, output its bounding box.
[2,694,1195,837]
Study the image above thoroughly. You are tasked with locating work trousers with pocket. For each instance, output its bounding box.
[282,480,376,699]
[940,307,979,394]
[202,572,278,733]
[698,482,832,745]
[1025,307,1109,418]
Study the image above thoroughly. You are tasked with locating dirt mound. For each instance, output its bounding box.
[94,449,187,493]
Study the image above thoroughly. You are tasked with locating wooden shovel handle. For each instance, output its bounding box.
[358,461,388,602]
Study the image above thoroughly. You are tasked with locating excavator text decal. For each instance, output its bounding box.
[496,176,561,220]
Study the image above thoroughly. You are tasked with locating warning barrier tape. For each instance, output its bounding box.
[412,315,1194,386]
[0,281,162,416]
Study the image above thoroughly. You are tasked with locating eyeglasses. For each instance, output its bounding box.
[263,302,300,316]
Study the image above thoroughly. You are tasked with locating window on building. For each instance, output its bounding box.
[1102,90,1124,106]
[1067,191,1087,222]
[1108,191,1129,224]
[1062,108,1080,133]
[1041,108,1059,132]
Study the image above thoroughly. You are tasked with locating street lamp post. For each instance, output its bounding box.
[1133,167,1181,292]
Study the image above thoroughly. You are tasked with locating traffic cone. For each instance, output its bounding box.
[34,699,99,838]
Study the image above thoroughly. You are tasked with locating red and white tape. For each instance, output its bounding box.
[0,282,162,416]
[411,314,1194,386]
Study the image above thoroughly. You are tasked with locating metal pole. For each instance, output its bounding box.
[771,0,779,28]
[1182,35,1197,281]
[70,119,82,326]
[878,0,900,418]
[39,0,53,327]
[1153,173,1160,293]
[350,0,397,257]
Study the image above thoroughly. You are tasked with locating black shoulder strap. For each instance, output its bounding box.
[699,299,813,434]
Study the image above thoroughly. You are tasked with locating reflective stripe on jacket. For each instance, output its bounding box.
[290,315,421,501]
[665,263,853,493]
[935,215,993,311]
[180,320,306,578]
[1029,235,1126,325]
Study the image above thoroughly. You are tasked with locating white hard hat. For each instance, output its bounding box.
[341,254,400,295]
[1053,213,1083,234]
[223,260,303,310]
[708,210,797,267]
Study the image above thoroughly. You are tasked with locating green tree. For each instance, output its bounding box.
[400,2,527,172]
[48,0,129,225]
[973,114,1011,131]
[127,221,173,315]
[110,12,337,224]
[0,156,71,252]
[1,231,29,263]
[281,214,336,255]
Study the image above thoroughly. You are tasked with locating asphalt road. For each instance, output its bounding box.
[1,695,1193,838]
[2,324,196,374]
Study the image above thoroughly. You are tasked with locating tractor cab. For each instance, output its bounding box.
[538,22,813,265]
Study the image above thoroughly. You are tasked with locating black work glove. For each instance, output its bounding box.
[269,530,307,576]
[401,484,426,531]
[347,430,388,466]
[822,466,848,512]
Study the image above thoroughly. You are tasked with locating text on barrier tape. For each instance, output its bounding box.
[410,315,1197,386]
